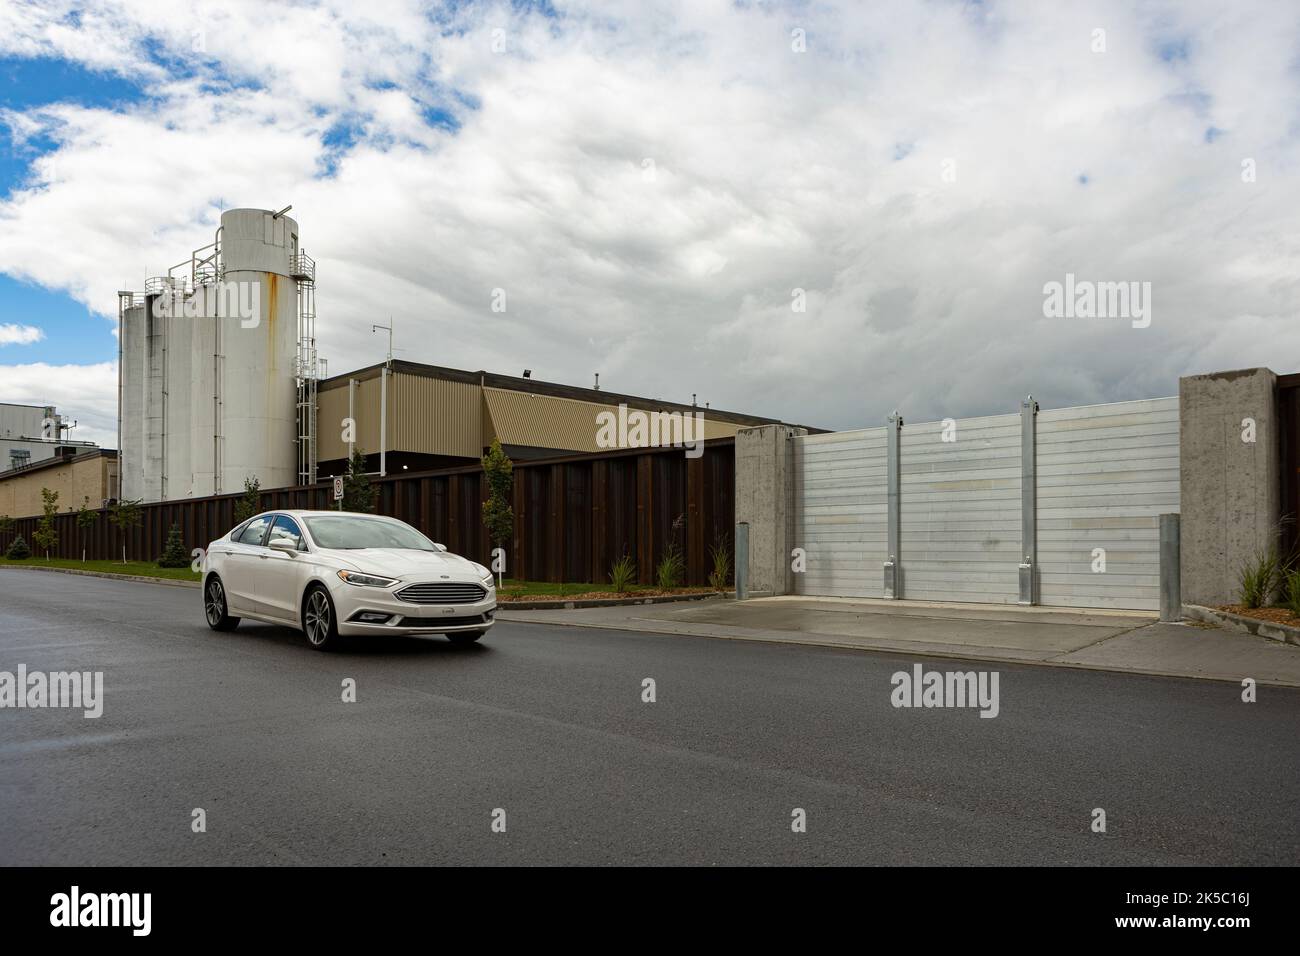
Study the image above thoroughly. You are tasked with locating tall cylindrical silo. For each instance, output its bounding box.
[163,297,193,498]
[216,208,299,495]
[120,301,146,501]
[142,294,164,503]
[189,306,217,499]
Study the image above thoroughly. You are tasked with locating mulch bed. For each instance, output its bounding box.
[498,587,716,603]
[1216,604,1300,628]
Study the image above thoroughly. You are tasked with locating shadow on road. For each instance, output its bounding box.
[218,622,492,658]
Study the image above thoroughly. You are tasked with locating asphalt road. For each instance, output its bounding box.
[1,569,1297,865]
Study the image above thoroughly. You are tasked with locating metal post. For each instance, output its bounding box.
[1159,513,1181,622]
[735,521,750,600]
[379,366,387,478]
[1018,396,1038,605]
[347,378,356,463]
[116,292,126,503]
[883,411,903,598]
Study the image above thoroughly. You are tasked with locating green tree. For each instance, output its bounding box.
[108,498,142,564]
[5,534,31,560]
[233,476,262,523]
[32,487,59,560]
[158,523,189,568]
[480,439,514,580]
[76,497,97,563]
[0,514,12,552]
[342,448,375,513]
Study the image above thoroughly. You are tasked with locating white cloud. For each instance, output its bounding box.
[0,362,118,445]
[0,0,1297,437]
[0,323,44,345]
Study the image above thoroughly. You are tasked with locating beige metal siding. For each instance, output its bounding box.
[319,372,482,461]
[318,372,742,462]
[394,374,482,458]
[484,387,735,453]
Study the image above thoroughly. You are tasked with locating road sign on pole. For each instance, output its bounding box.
[333,476,344,506]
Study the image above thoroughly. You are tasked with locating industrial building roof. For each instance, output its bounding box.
[319,360,824,432]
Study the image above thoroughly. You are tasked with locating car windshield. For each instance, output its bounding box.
[303,515,437,551]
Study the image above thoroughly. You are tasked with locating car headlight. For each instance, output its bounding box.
[480,572,495,589]
[337,569,399,588]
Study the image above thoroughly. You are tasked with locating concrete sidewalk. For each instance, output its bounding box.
[498,595,1300,687]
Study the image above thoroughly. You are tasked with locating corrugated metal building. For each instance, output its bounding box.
[316,361,817,476]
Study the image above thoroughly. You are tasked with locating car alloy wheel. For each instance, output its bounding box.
[304,587,336,648]
[205,580,224,625]
[204,576,239,631]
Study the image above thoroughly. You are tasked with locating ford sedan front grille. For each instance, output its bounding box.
[395,582,487,605]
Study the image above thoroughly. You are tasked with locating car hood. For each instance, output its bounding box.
[318,548,485,581]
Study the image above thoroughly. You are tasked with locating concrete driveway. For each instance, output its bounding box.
[500,595,1300,686]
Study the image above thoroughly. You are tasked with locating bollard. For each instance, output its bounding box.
[1159,513,1181,622]
[735,521,749,600]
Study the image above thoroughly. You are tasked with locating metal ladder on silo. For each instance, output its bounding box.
[291,251,318,486]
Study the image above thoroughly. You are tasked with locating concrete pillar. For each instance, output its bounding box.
[734,424,806,596]
[1179,367,1281,606]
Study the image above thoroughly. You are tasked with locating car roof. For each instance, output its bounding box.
[262,510,399,518]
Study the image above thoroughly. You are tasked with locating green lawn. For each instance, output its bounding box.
[0,556,202,582]
[496,579,713,600]
[0,560,709,596]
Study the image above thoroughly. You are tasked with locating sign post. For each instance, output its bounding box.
[333,476,344,511]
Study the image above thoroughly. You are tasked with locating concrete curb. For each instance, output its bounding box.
[499,591,723,611]
[0,565,722,606]
[499,614,1300,688]
[1183,604,1300,647]
[0,564,201,589]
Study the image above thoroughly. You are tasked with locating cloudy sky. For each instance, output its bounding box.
[0,0,1297,445]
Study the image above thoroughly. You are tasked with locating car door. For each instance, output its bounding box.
[224,514,273,614]
[259,515,308,623]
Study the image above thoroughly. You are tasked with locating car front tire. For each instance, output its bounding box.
[446,630,485,644]
[302,584,342,651]
[204,575,240,631]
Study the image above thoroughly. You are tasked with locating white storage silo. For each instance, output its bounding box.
[119,300,146,501]
[120,207,302,503]
[162,296,193,498]
[142,295,164,503]
[214,208,300,495]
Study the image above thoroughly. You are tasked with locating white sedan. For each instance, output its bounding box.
[200,510,497,650]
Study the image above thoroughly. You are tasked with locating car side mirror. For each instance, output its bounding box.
[269,539,298,554]
[433,542,448,552]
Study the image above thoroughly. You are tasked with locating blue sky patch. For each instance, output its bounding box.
[0,274,115,366]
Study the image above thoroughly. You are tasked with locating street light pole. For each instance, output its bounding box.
[371,321,393,478]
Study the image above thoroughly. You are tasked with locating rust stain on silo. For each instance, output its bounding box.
[267,273,277,370]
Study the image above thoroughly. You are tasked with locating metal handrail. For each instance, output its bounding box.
[290,252,315,281]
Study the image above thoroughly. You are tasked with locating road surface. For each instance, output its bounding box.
[1,569,1297,865]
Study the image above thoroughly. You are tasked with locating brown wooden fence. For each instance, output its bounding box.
[0,440,735,587]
